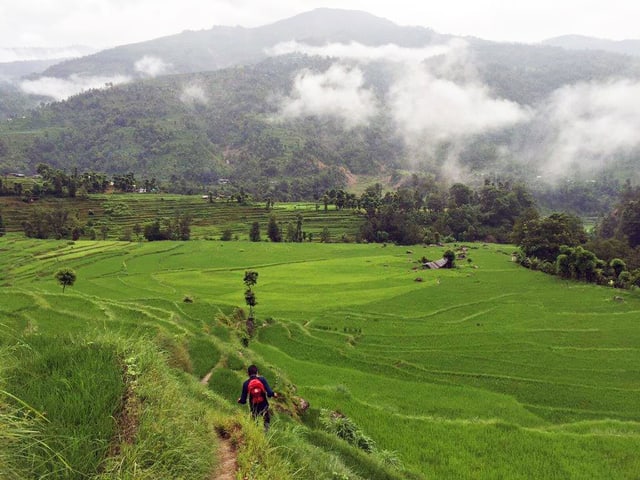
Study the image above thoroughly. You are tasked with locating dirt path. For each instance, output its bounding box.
[211,437,237,480]
[200,370,213,385]
[201,368,239,480]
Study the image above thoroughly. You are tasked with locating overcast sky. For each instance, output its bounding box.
[1,0,638,50]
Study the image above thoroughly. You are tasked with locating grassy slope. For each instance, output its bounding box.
[1,235,639,478]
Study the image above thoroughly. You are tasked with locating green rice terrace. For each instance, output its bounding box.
[0,193,362,241]
[1,234,640,479]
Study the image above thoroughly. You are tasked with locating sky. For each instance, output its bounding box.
[1,0,638,50]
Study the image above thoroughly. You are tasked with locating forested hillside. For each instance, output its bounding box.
[1,9,640,210]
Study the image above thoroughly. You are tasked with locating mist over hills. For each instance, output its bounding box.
[1,8,640,200]
[542,35,640,57]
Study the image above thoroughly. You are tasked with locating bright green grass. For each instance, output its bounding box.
[1,235,639,478]
[2,335,124,478]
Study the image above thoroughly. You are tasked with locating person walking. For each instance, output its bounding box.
[238,364,277,432]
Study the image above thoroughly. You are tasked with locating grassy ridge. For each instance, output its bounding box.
[1,235,639,478]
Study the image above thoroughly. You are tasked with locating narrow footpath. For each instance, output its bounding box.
[201,368,239,480]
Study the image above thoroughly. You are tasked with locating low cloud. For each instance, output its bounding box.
[270,40,530,176]
[134,55,172,77]
[277,64,378,128]
[0,46,96,63]
[267,40,461,65]
[19,74,130,101]
[180,83,209,106]
[390,65,530,147]
[533,79,640,177]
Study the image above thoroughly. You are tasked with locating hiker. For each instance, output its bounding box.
[237,364,277,432]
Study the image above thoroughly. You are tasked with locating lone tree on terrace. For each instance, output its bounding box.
[243,270,259,336]
[244,270,259,317]
[55,268,77,293]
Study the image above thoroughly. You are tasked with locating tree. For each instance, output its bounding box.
[443,250,456,268]
[610,258,627,278]
[23,207,52,239]
[220,228,233,241]
[267,215,281,242]
[449,183,474,208]
[518,213,587,262]
[133,222,142,240]
[320,226,331,243]
[176,214,192,240]
[295,213,304,242]
[55,268,76,293]
[619,199,640,248]
[113,172,136,192]
[243,270,259,334]
[249,221,261,242]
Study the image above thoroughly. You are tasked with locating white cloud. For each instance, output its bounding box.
[389,65,530,146]
[535,79,640,176]
[180,83,209,105]
[277,64,378,128]
[272,40,529,147]
[267,40,461,64]
[19,74,130,101]
[134,55,172,77]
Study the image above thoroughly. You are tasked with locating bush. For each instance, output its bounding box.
[319,409,377,453]
[220,229,233,241]
[540,261,556,275]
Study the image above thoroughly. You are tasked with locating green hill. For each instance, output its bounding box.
[1,236,639,478]
[2,9,640,193]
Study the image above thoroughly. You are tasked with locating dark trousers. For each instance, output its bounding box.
[250,402,271,432]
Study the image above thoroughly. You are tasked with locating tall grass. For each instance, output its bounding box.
[2,335,122,479]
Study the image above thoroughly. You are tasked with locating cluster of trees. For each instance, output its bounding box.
[20,203,192,242]
[261,214,306,243]
[142,215,191,241]
[531,177,623,217]
[34,163,110,197]
[240,177,539,247]
[0,163,161,200]
[355,178,535,245]
[22,206,84,240]
[514,186,640,289]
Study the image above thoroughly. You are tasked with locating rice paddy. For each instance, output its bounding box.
[1,234,639,478]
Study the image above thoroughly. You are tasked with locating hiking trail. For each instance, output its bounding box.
[201,367,239,480]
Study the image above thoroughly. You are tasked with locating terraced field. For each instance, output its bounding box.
[0,194,362,240]
[1,236,639,478]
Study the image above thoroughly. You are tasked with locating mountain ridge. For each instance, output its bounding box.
[542,34,640,57]
[39,8,448,78]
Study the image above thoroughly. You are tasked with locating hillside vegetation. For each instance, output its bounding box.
[2,9,640,202]
[1,236,639,478]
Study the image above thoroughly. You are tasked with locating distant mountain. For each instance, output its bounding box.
[1,8,640,198]
[542,35,640,57]
[0,46,97,63]
[0,59,66,81]
[40,9,447,78]
[0,46,98,118]
[27,9,640,107]
[0,46,97,79]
